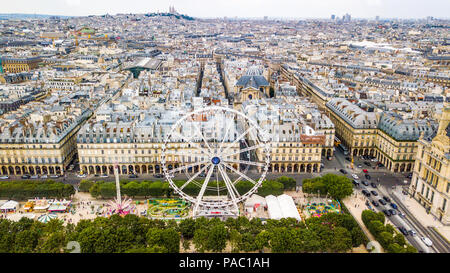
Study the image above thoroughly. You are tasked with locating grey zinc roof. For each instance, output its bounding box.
[378,113,438,141]
[235,75,269,89]
[235,67,269,89]
[326,98,378,129]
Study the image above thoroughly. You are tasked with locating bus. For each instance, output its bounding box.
[334,136,341,147]
[337,143,349,155]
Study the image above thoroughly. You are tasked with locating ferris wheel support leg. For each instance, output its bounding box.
[193,165,215,217]
[218,165,240,215]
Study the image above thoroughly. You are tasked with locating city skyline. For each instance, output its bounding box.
[1,0,449,19]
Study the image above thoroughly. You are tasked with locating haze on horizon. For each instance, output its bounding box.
[1,0,449,19]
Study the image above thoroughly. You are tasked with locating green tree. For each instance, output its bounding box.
[206,224,228,253]
[350,226,368,247]
[254,230,270,252]
[378,231,394,248]
[367,220,385,237]
[276,176,296,191]
[38,231,66,253]
[179,218,196,239]
[193,228,209,253]
[269,227,292,253]
[330,227,353,252]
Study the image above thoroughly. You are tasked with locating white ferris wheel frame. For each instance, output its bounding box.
[161,106,271,214]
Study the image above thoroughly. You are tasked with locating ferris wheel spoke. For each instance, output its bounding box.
[219,126,255,156]
[167,160,210,175]
[223,158,266,168]
[217,164,241,200]
[218,117,234,151]
[220,143,267,159]
[179,163,211,191]
[169,132,210,156]
[192,122,213,154]
[222,162,257,185]
[164,151,209,159]
[194,164,215,207]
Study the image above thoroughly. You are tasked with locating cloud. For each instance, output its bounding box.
[66,0,81,7]
[365,0,382,7]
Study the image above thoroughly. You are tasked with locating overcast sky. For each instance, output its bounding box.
[1,0,449,19]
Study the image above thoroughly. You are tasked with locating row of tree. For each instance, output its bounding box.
[81,176,297,199]
[0,180,75,200]
[302,173,354,200]
[0,212,368,253]
[361,210,417,253]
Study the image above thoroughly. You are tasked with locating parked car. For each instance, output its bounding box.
[365,174,371,180]
[390,203,398,209]
[153,174,164,178]
[379,199,387,205]
[41,175,48,179]
[50,175,59,178]
[94,174,100,177]
[129,174,138,178]
[30,175,39,179]
[371,200,379,207]
[421,237,433,247]
[0,175,9,179]
[100,174,109,178]
[389,209,397,215]
[339,169,347,174]
[364,162,371,167]
[362,180,369,186]
[357,164,362,168]
[198,172,206,177]
[351,174,359,180]
[398,212,406,218]
[352,180,360,187]
[382,209,391,216]
[77,173,87,178]
[370,182,377,188]
[383,196,391,202]
[370,190,378,196]
[408,230,417,237]
[345,157,351,162]
[362,189,371,197]
[398,227,409,236]
[21,174,31,179]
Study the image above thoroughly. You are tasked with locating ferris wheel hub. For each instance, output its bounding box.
[211,156,221,165]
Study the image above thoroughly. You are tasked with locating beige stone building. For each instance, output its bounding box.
[409,105,450,224]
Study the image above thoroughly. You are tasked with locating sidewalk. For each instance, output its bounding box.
[343,194,377,243]
[391,187,449,241]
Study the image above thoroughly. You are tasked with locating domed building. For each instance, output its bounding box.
[234,66,270,102]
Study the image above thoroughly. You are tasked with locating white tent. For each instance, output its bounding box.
[244,194,267,208]
[0,200,19,212]
[277,194,301,221]
[265,194,301,221]
[265,195,283,220]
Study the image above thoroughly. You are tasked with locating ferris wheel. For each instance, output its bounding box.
[161,106,271,218]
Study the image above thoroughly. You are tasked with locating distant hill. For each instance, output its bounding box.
[145,12,195,21]
[0,13,73,20]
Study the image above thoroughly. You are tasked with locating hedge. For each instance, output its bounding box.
[361,210,417,253]
[0,180,75,200]
[86,178,288,199]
